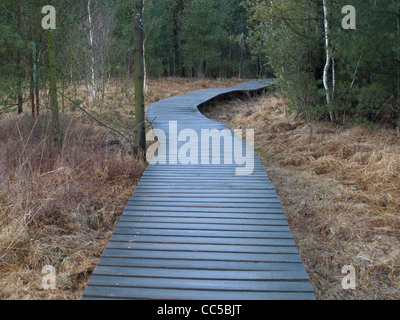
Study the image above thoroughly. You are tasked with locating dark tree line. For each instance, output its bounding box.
[0,0,262,114]
[1,0,399,131]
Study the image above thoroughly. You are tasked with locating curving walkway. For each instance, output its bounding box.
[82,80,315,300]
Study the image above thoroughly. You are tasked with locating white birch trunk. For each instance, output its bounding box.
[323,0,333,121]
[88,0,96,98]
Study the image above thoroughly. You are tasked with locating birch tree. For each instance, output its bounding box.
[322,0,334,122]
[87,0,96,98]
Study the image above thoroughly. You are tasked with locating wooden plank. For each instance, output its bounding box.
[97,257,304,271]
[134,184,277,189]
[105,242,299,254]
[108,234,297,246]
[123,205,285,213]
[91,266,310,281]
[118,216,288,224]
[130,196,280,202]
[127,200,282,207]
[119,212,287,220]
[83,286,316,300]
[112,228,294,239]
[116,221,291,232]
[100,249,302,263]
[85,276,313,292]
[132,191,279,196]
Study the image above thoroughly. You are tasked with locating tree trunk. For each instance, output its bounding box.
[134,0,146,157]
[30,55,35,116]
[34,42,39,116]
[16,0,23,115]
[332,57,335,99]
[47,30,62,150]
[322,0,333,122]
[143,42,147,93]
[30,35,35,117]
[88,0,96,98]
[397,5,400,126]
[143,0,148,93]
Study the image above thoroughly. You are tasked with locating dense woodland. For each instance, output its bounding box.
[0,0,399,138]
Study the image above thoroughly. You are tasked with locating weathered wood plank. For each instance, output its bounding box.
[105,242,300,254]
[100,249,302,263]
[119,212,287,220]
[91,266,310,280]
[118,216,288,224]
[123,205,285,213]
[115,221,291,232]
[83,286,316,300]
[108,234,297,246]
[96,257,304,271]
[112,228,294,239]
[86,276,313,293]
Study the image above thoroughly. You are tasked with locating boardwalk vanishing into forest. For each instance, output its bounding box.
[82,80,315,300]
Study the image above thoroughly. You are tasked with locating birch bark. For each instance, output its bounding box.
[322,0,333,122]
[88,0,96,98]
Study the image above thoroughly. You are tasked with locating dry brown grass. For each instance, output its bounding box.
[0,77,240,300]
[0,114,145,300]
[205,93,400,300]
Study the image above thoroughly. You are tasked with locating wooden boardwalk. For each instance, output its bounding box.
[82,80,315,300]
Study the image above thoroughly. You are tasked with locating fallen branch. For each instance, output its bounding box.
[56,89,133,145]
[39,167,68,177]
